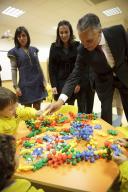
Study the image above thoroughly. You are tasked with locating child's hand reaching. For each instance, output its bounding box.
[115,138,128,147]
[112,154,128,165]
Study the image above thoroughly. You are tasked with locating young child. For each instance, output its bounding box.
[0,134,45,192]
[0,87,42,135]
[111,138,128,192]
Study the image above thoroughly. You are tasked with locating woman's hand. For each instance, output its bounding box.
[16,87,22,96]
[52,87,58,95]
[74,85,80,94]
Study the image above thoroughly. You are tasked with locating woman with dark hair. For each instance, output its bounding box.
[8,26,47,110]
[48,20,80,105]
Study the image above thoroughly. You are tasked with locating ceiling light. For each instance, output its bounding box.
[102,7,122,16]
[2,6,25,18]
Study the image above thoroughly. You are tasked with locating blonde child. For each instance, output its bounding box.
[0,134,45,192]
[0,87,42,135]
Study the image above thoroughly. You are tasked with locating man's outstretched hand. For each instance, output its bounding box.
[43,99,64,115]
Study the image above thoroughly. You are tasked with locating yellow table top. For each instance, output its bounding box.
[15,119,123,192]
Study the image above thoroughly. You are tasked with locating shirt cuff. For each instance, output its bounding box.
[59,94,68,103]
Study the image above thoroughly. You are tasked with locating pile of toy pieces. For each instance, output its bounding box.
[17,112,122,172]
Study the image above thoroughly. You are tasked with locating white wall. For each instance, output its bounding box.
[0,39,13,80]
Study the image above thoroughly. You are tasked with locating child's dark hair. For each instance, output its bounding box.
[14,26,31,48]
[0,87,17,110]
[0,134,16,190]
[56,20,75,46]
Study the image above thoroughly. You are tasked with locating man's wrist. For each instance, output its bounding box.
[59,94,68,103]
[58,99,65,105]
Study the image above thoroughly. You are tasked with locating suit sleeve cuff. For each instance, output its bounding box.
[59,94,68,103]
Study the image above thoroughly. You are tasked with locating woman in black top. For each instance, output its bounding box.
[48,20,80,105]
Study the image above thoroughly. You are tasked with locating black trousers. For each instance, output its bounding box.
[97,76,128,125]
[77,83,95,113]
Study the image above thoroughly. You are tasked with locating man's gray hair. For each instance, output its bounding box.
[77,13,101,32]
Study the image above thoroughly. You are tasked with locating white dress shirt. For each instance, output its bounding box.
[99,33,115,68]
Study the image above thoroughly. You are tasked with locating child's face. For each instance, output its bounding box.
[0,103,17,118]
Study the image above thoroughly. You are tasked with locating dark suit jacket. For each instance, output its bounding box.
[48,41,80,93]
[62,25,128,98]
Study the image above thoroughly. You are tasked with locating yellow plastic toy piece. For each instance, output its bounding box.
[20,148,33,155]
[57,105,77,115]
[17,164,33,171]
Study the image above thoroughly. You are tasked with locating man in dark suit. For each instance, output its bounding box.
[46,13,128,125]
